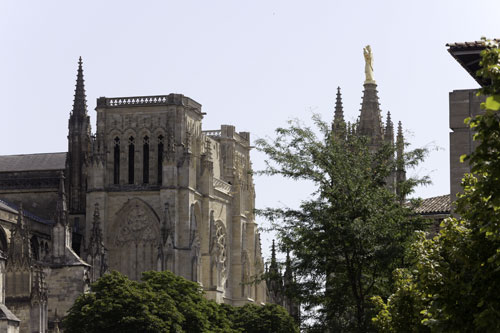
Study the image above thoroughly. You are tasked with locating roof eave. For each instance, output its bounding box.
[447,44,489,87]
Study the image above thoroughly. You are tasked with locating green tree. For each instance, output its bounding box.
[256,117,428,331]
[232,303,300,333]
[62,271,183,333]
[63,270,298,333]
[372,38,500,332]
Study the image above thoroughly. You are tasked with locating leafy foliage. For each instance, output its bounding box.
[232,303,300,333]
[256,116,428,331]
[372,37,500,332]
[63,271,182,333]
[63,270,297,333]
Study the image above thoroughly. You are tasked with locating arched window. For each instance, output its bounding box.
[114,137,120,184]
[31,235,39,260]
[0,228,7,254]
[143,136,150,184]
[128,136,135,184]
[158,135,164,185]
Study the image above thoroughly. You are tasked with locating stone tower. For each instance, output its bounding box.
[358,81,384,149]
[81,87,265,304]
[66,57,91,255]
[332,46,405,195]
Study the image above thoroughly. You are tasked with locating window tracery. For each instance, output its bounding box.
[143,136,149,184]
[128,136,135,184]
[113,137,120,184]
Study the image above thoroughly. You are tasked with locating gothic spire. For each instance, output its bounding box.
[88,203,103,255]
[7,204,32,267]
[396,121,404,155]
[67,57,91,216]
[55,172,68,226]
[87,203,107,282]
[332,87,346,134]
[396,121,406,199]
[270,239,279,274]
[284,248,293,284]
[266,239,284,305]
[72,57,88,118]
[384,111,394,144]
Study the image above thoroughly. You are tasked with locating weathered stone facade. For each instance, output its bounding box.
[0,58,267,331]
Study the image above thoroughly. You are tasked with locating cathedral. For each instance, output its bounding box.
[0,58,267,332]
[0,46,407,332]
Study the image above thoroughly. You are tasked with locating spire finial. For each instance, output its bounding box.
[284,248,293,284]
[17,203,24,228]
[396,121,406,199]
[270,239,278,273]
[72,57,88,117]
[332,86,346,135]
[384,111,394,144]
[55,172,68,226]
[271,239,276,260]
[396,121,404,157]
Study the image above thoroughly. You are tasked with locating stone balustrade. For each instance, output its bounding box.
[203,130,222,137]
[97,94,187,108]
[213,178,231,195]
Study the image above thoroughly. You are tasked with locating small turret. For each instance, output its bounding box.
[55,172,68,226]
[396,121,406,200]
[7,204,31,268]
[332,87,346,136]
[52,173,72,260]
[283,249,300,324]
[266,240,283,304]
[384,111,394,145]
[87,203,107,282]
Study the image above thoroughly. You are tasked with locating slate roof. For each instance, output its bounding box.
[414,194,451,215]
[0,152,66,172]
[0,199,53,225]
[0,200,17,214]
[0,304,20,322]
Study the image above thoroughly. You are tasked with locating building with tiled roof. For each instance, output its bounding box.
[414,194,451,216]
[414,194,451,235]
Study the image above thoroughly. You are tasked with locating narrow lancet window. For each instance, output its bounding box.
[113,137,120,184]
[128,136,135,184]
[158,135,164,185]
[143,136,149,184]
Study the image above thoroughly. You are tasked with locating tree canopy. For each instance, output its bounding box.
[63,270,298,333]
[372,37,500,332]
[256,116,428,331]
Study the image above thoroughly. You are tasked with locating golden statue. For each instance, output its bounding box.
[363,45,375,83]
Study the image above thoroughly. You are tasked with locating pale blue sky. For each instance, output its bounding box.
[1,0,498,258]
